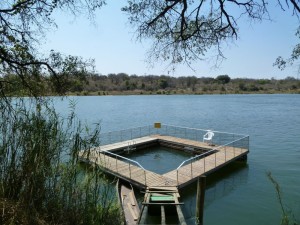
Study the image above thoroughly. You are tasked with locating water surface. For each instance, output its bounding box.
[54,94,300,225]
[125,146,191,175]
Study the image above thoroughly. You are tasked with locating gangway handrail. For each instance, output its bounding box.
[176,149,216,170]
[96,149,145,170]
[176,135,249,170]
[174,135,249,185]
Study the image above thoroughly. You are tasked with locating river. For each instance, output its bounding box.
[54,94,300,225]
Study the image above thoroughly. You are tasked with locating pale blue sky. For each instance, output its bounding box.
[42,1,299,79]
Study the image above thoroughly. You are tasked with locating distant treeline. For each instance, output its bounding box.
[2,73,300,96]
[76,73,300,95]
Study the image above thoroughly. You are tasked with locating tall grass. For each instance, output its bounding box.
[0,97,122,225]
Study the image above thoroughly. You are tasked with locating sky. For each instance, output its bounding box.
[41,1,300,79]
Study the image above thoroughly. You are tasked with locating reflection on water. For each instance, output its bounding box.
[118,146,249,225]
[181,162,249,225]
[101,162,248,225]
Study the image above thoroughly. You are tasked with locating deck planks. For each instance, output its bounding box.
[79,135,248,189]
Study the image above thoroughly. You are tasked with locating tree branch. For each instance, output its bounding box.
[290,0,300,13]
[147,0,181,27]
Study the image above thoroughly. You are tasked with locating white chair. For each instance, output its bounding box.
[203,130,214,145]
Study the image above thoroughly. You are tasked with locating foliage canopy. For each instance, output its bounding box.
[275,25,300,71]
[0,0,105,96]
[122,0,300,67]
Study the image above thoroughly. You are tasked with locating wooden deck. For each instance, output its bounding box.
[79,135,248,189]
[95,136,158,152]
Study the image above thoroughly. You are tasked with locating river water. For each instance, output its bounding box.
[54,94,300,225]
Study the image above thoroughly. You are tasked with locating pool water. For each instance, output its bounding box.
[123,146,191,175]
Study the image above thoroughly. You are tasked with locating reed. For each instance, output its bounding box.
[0,97,122,225]
[267,172,299,225]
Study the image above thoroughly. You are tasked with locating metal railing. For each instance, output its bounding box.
[95,148,147,185]
[95,124,249,187]
[99,125,155,146]
[175,135,249,185]
[99,124,248,147]
[160,124,248,146]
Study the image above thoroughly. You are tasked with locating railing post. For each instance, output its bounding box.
[177,170,179,186]
[233,139,236,157]
[116,155,118,172]
[191,161,193,178]
[247,136,249,153]
[109,132,111,144]
[103,152,106,166]
[144,170,146,186]
[129,163,131,179]
[215,151,217,167]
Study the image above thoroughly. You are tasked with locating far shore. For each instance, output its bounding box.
[65,89,300,97]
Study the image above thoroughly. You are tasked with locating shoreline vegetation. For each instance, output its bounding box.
[68,74,300,96]
[0,98,122,225]
[2,73,300,97]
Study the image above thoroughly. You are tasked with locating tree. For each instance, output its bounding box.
[159,78,169,89]
[0,0,105,97]
[275,25,300,73]
[122,0,300,67]
[216,75,231,84]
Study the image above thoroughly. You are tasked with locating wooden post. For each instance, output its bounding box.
[174,193,187,225]
[238,154,248,162]
[139,192,150,224]
[161,206,166,225]
[196,176,206,225]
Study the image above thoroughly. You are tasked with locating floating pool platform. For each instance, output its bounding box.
[79,124,249,190]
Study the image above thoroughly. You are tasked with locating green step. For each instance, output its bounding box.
[150,195,174,202]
